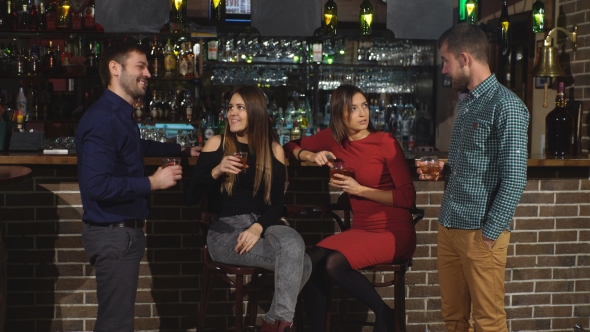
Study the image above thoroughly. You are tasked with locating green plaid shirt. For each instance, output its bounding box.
[439,74,529,240]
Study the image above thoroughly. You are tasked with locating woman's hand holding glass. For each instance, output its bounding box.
[330,172,364,196]
[416,156,445,181]
[212,155,249,178]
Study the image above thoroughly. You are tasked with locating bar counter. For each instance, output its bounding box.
[0,151,589,167]
[0,152,588,332]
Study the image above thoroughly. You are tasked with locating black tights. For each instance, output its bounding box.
[302,246,394,332]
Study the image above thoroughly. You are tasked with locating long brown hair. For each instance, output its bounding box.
[328,84,375,145]
[221,85,278,204]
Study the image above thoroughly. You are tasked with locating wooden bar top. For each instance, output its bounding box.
[0,152,588,167]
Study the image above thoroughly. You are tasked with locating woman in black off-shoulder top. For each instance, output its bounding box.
[185,85,311,332]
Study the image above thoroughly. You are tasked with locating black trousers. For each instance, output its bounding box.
[82,223,146,332]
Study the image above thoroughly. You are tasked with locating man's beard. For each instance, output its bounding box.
[451,71,470,92]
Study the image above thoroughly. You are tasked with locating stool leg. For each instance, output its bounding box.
[235,275,244,332]
[248,273,260,328]
[324,279,333,332]
[394,270,406,332]
[198,266,214,332]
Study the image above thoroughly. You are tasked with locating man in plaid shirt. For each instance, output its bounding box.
[419,24,529,331]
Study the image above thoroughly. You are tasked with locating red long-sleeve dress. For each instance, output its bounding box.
[284,129,416,270]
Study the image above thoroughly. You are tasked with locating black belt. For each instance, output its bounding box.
[86,220,145,229]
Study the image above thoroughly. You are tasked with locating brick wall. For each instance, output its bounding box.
[560,0,590,154]
[1,164,588,332]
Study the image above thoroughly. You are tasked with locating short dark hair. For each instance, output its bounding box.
[99,42,147,88]
[438,23,490,65]
[329,84,375,145]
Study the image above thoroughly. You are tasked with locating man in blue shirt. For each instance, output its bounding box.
[75,42,201,332]
[419,24,529,331]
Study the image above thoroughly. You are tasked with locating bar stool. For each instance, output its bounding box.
[321,196,424,332]
[0,166,32,332]
[197,211,271,332]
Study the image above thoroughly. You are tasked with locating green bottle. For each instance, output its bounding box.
[465,0,477,25]
[324,0,337,36]
[359,0,372,35]
[498,0,510,46]
[210,0,225,21]
[532,0,545,33]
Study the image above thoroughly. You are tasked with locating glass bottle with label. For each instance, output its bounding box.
[182,90,193,122]
[178,42,189,77]
[545,82,575,157]
[532,0,544,33]
[8,1,19,30]
[290,120,301,141]
[324,0,337,36]
[185,41,195,78]
[359,0,372,35]
[28,2,40,30]
[172,0,186,32]
[207,39,219,61]
[83,0,94,30]
[498,0,510,46]
[86,41,97,76]
[16,80,26,118]
[149,37,163,77]
[164,38,177,77]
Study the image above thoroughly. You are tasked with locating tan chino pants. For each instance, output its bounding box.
[437,223,510,332]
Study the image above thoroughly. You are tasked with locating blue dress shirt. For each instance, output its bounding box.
[75,89,181,223]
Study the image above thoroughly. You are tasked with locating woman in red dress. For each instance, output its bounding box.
[284,84,416,332]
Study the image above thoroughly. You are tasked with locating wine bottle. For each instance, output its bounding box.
[324,0,337,36]
[359,0,372,35]
[210,0,225,21]
[532,0,544,33]
[164,38,177,77]
[545,82,575,157]
[498,0,510,46]
[465,0,477,25]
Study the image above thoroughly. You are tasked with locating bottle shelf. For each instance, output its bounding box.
[0,74,199,81]
[0,30,192,40]
[203,61,434,70]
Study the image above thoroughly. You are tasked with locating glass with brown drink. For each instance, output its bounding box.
[233,152,248,173]
[417,156,440,180]
[330,159,348,180]
[162,158,180,167]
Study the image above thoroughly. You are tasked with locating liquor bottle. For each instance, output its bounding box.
[324,95,331,127]
[207,39,219,61]
[16,80,26,118]
[70,1,82,30]
[164,38,177,77]
[324,0,337,36]
[359,0,372,35]
[15,47,25,75]
[182,90,193,122]
[532,0,544,33]
[45,0,57,30]
[178,42,189,77]
[40,81,53,119]
[290,120,301,141]
[43,40,58,74]
[28,2,39,30]
[83,0,94,30]
[210,0,225,21]
[18,0,29,30]
[85,41,96,75]
[498,0,510,47]
[185,41,195,78]
[545,82,575,157]
[280,119,290,146]
[465,0,477,25]
[149,37,162,77]
[134,98,143,121]
[28,44,40,74]
[57,0,70,29]
[217,108,225,133]
[172,0,186,32]
[38,2,45,30]
[8,1,18,30]
[203,113,215,143]
[149,89,159,121]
